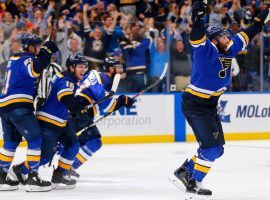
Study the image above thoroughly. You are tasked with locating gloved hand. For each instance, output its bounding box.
[254,8,270,25]
[191,1,207,22]
[117,95,135,108]
[40,41,58,57]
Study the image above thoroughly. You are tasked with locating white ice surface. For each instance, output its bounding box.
[1,140,270,200]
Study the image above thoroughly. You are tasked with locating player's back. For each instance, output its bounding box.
[0,53,39,113]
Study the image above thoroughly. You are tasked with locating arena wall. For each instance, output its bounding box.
[0,93,270,146]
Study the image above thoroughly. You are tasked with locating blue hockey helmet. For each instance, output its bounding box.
[66,54,88,71]
[17,33,42,50]
[103,57,122,71]
[206,26,230,40]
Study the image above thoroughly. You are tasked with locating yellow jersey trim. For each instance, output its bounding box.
[57,91,73,101]
[77,93,97,116]
[107,100,117,113]
[239,31,249,46]
[194,163,210,173]
[27,155,40,162]
[37,116,67,127]
[0,98,33,107]
[58,160,71,170]
[0,153,13,162]
[76,154,87,163]
[189,35,206,45]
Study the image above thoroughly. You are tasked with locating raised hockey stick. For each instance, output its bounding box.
[76,63,168,136]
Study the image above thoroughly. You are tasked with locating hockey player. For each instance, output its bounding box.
[0,33,58,191]
[10,55,88,190]
[68,57,135,179]
[172,0,270,198]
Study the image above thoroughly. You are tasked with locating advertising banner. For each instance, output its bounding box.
[186,93,270,139]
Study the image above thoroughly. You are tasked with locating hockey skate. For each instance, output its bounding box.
[169,159,190,192]
[51,170,76,190]
[9,162,27,185]
[26,171,52,192]
[0,167,19,191]
[67,168,80,180]
[184,179,212,200]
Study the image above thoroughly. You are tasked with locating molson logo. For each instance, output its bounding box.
[236,105,270,118]
[217,100,231,123]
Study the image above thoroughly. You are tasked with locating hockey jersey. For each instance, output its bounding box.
[36,72,78,127]
[0,53,41,114]
[186,31,249,99]
[76,70,116,116]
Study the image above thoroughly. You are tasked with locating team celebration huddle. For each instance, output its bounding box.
[0,0,269,199]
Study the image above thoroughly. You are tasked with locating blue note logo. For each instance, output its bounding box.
[218,100,231,123]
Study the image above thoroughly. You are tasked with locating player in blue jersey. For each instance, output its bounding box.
[172,1,270,197]
[0,33,58,192]
[67,57,135,179]
[9,55,88,190]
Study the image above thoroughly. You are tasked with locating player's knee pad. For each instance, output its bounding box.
[84,137,102,153]
[3,141,20,151]
[27,136,42,149]
[198,145,223,162]
[216,146,224,159]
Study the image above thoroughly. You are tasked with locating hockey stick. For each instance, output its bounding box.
[76,63,168,136]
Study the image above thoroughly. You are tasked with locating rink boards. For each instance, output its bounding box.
[0,92,270,145]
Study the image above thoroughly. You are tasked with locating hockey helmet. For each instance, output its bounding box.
[17,33,42,50]
[66,54,88,71]
[206,26,230,40]
[103,57,122,71]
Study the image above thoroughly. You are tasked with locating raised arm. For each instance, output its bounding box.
[189,1,207,48]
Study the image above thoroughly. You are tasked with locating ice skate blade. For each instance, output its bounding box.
[26,185,52,192]
[169,176,212,200]
[0,184,19,191]
[185,193,212,200]
[52,183,76,190]
[69,175,79,181]
[168,175,187,193]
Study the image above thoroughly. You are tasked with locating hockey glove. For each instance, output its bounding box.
[117,95,135,108]
[40,41,58,57]
[254,8,270,26]
[191,1,207,22]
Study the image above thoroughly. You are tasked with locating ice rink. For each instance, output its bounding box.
[1,140,270,200]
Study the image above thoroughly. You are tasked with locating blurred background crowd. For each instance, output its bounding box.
[0,0,270,93]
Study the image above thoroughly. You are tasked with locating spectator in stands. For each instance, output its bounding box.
[121,31,152,92]
[67,37,83,57]
[170,39,191,91]
[83,3,111,71]
[149,37,167,92]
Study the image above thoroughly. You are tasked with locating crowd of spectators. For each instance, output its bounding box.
[0,0,270,93]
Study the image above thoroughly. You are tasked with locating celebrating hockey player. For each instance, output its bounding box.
[0,33,58,192]
[68,57,135,179]
[171,0,270,198]
[9,55,88,190]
